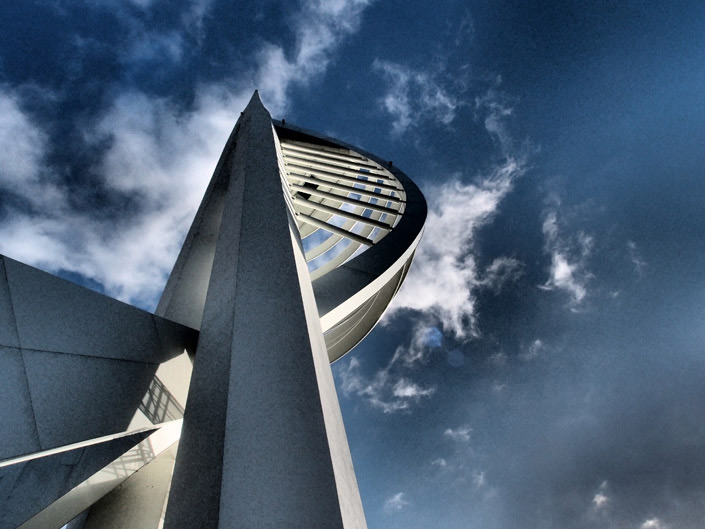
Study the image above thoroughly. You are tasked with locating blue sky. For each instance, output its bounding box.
[2,1,705,528]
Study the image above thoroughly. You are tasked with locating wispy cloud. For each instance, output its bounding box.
[487,351,507,368]
[387,109,526,337]
[472,470,486,488]
[428,425,480,479]
[431,457,448,468]
[383,88,527,338]
[383,492,410,513]
[0,0,375,308]
[491,381,507,392]
[390,325,442,367]
[353,89,528,416]
[593,492,609,509]
[641,518,667,529]
[181,0,214,41]
[127,0,159,9]
[373,59,459,135]
[392,378,435,399]
[628,240,647,276]
[479,256,524,292]
[592,480,610,510]
[444,425,473,442]
[520,338,544,361]
[338,324,438,413]
[475,86,516,156]
[257,0,372,113]
[539,204,593,308]
[0,89,57,205]
[0,86,249,307]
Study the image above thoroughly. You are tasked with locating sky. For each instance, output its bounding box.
[2,1,705,528]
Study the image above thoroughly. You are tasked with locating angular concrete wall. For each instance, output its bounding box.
[0,255,198,527]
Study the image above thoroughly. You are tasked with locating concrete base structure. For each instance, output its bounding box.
[0,91,426,529]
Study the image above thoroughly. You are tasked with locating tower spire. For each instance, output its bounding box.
[163,96,366,529]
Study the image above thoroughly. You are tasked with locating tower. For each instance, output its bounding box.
[0,92,426,528]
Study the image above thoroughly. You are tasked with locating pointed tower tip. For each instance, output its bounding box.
[249,89,261,104]
[240,90,272,124]
[244,89,269,115]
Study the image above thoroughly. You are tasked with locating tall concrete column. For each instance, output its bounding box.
[163,92,366,529]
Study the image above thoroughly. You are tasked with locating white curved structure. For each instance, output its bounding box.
[0,92,426,529]
[276,123,426,362]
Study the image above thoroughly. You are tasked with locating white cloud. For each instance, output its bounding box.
[0,87,246,307]
[383,492,409,513]
[641,518,666,529]
[392,378,435,399]
[351,90,527,416]
[338,341,437,414]
[256,0,372,113]
[539,208,592,307]
[0,0,375,308]
[373,59,459,135]
[475,87,516,156]
[431,457,447,468]
[389,325,442,368]
[443,425,472,442]
[487,351,507,368]
[491,381,507,392]
[479,256,523,292]
[0,90,43,180]
[385,91,527,338]
[546,253,586,301]
[590,480,610,510]
[0,89,65,210]
[628,240,647,276]
[0,88,85,275]
[520,338,544,361]
[592,492,609,509]
[387,159,523,338]
[472,470,486,488]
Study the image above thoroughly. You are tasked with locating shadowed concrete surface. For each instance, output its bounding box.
[0,254,198,527]
[0,430,153,529]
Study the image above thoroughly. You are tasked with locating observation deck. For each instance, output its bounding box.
[274,122,427,361]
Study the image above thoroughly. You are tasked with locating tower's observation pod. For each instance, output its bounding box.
[276,122,427,361]
[0,92,426,529]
